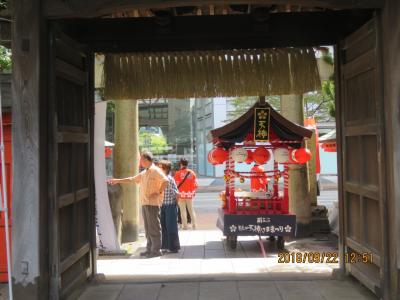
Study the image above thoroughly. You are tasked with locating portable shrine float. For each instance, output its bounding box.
[208,97,313,250]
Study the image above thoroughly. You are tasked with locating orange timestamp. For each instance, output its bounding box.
[277,252,373,264]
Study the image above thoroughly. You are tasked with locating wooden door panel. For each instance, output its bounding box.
[339,18,387,295]
[49,29,94,299]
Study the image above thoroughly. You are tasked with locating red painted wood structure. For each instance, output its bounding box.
[0,112,12,282]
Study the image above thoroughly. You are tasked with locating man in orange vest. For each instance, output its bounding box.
[174,158,198,230]
[250,164,268,192]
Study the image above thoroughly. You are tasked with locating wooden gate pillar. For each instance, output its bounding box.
[12,0,48,299]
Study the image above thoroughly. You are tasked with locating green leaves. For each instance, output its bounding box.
[139,132,168,155]
[0,0,8,10]
[0,45,11,72]
[228,80,336,123]
[321,52,334,66]
[226,96,280,122]
[303,80,335,121]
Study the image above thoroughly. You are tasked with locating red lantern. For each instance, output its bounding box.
[208,148,228,165]
[290,148,312,164]
[245,150,253,164]
[207,151,217,165]
[253,147,271,165]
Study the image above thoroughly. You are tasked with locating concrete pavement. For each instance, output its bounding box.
[0,285,7,300]
[97,229,340,282]
[78,278,376,300]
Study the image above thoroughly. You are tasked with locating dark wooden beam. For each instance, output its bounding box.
[0,20,11,48]
[61,10,373,52]
[44,0,382,18]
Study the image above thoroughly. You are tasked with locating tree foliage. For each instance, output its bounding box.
[303,80,335,121]
[0,46,11,72]
[227,80,336,123]
[0,0,8,10]
[139,132,168,155]
[106,100,115,114]
[226,96,280,122]
[321,52,334,66]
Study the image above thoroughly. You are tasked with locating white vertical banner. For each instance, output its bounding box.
[94,101,120,252]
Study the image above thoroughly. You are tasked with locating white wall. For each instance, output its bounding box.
[213,98,227,177]
[213,97,227,128]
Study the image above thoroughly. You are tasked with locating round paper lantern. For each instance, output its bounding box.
[273,148,290,163]
[231,147,248,163]
[253,147,271,165]
[291,148,312,164]
[208,148,228,165]
[245,150,253,164]
[207,151,217,165]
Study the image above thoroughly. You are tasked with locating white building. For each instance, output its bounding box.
[194,97,231,177]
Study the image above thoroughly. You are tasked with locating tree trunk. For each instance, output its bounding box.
[113,100,140,243]
[306,129,318,206]
[280,94,312,237]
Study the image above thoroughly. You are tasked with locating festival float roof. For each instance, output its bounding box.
[208,101,312,148]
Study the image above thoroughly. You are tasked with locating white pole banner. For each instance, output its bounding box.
[94,101,120,252]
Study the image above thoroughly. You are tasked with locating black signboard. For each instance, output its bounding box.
[254,107,271,142]
[217,208,296,237]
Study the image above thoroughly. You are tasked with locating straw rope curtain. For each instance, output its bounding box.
[103,48,321,99]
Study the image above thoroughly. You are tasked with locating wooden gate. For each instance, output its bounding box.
[338,18,389,296]
[48,30,95,299]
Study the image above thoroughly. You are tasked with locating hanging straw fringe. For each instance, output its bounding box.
[103,48,321,99]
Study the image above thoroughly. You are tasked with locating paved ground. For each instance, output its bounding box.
[83,189,370,300]
[1,188,355,300]
[77,278,377,300]
[0,284,8,300]
[98,229,340,282]
[89,226,375,300]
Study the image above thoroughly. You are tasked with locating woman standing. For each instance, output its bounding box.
[174,158,198,230]
[158,160,181,253]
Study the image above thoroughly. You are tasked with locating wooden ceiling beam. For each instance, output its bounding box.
[43,0,382,18]
[61,10,373,52]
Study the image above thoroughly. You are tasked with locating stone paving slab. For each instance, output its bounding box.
[199,281,240,300]
[78,284,123,300]
[158,282,199,300]
[276,281,324,300]
[118,284,161,300]
[77,279,377,300]
[0,284,8,300]
[315,280,376,300]
[238,281,282,300]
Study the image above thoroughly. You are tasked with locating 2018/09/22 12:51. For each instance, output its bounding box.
[277,252,373,264]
